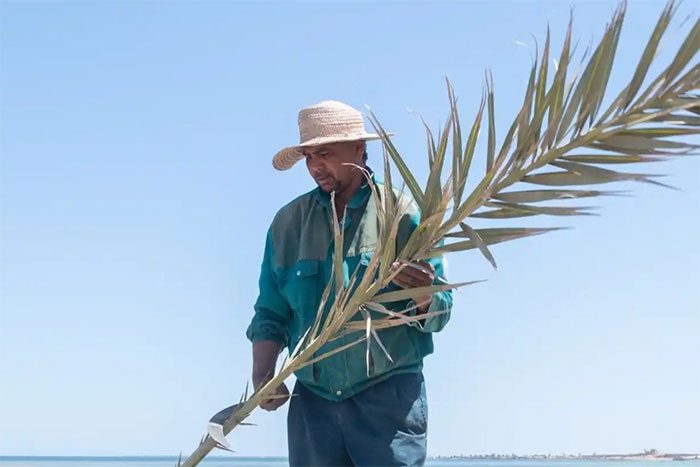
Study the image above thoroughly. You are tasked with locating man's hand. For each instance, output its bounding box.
[390,260,435,313]
[252,340,289,411]
[253,375,290,411]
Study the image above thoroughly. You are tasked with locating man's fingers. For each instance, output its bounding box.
[261,398,282,411]
[260,384,290,411]
[404,269,434,283]
[392,262,434,282]
[275,396,289,408]
[392,269,433,288]
[392,276,431,290]
[392,274,416,287]
[390,276,409,289]
[262,397,289,411]
[400,260,435,275]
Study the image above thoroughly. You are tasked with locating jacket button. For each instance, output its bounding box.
[296,270,301,276]
[336,390,342,396]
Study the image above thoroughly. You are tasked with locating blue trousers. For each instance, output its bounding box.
[287,372,428,467]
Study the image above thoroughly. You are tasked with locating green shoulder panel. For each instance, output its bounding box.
[269,190,331,269]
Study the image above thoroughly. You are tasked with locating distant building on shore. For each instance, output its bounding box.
[432,448,699,461]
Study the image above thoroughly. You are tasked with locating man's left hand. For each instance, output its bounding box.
[390,260,435,314]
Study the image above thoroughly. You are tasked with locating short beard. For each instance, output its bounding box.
[316,176,342,193]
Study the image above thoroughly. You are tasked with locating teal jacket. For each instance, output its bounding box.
[246,175,452,401]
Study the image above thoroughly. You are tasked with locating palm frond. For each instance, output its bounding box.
[178,3,699,465]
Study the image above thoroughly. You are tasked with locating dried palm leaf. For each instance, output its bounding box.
[178,2,699,464]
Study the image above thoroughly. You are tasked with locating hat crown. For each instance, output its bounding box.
[272,99,391,171]
[297,100,367,144]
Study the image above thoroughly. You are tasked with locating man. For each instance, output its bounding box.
[246,100,453,466]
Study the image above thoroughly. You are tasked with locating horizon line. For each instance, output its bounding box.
[2,451,699,459]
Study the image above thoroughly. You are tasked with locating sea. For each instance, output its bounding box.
[1,458,699,467]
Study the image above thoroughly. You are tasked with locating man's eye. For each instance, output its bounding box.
[305,151,329,159]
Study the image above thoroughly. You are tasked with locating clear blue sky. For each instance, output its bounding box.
[1,0,698,458]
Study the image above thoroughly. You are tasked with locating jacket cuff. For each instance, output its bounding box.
[406,292,451,333]
[246,319,289,347]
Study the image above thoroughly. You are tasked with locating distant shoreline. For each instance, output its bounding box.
[1,451,699,462]
[434,451,700,462]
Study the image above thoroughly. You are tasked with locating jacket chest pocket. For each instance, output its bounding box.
[283,260,320,312]
[284,260,321,385]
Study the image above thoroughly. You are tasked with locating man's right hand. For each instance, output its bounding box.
[254,378,290,411]
[252,340,289,411]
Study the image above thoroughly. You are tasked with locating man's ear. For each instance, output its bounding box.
[356,140,366,158]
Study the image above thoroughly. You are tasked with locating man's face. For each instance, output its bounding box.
[303,141,365,193]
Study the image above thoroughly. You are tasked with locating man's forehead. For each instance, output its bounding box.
[302,142,351,155]
[305,144,334,152]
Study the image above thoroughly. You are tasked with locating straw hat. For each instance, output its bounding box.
[272,100,393,171]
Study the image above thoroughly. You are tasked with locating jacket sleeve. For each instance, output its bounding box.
[400,211,453,333]
[245,229,292,347]
[408,253,452,333]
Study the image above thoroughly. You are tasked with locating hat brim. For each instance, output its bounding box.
[272,132,394,171]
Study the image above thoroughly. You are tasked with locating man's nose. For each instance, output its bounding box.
[307,156,325,172]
